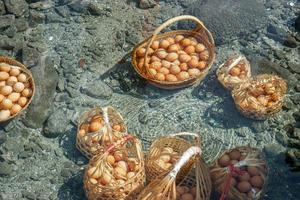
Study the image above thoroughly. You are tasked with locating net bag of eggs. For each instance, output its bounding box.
[76,106,127,158]
[210,146,268,200]
[145,132,199,183]
[0,56,35,122]
[232,74,287,120]
[216,54,251,90]
[83,134,145,200]
[132,15,215,89]
[138,146,211,200]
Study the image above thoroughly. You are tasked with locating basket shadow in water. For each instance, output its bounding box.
[58,127,88,165]
[58,171,87,200]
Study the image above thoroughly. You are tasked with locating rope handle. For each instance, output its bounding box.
[168,146,201,178]
[143,15,214,73]
[169,132,201,145]
[106,134,134,153]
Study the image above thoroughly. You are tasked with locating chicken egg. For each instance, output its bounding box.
[21,88,32,97]
[229,150,241,160]
[6,76,18,86]
[0,81,5,87]
[188,68,201,77]
[250,176,263,188]
[1,85,13,96]
[10,104,22,115]
[179,54,191,63]
[247,166,260,176]
[9,68,20,76]
[188,59,198,68]
[166,37,175,45]
[150,56,161,63]
[184,45,196,55]
[89,178,98,185]
[150,61,162,70]
[114,151,123,162]
[237,181,251,193]
[117,160,128,171]
[114,166,127,179]
[107,155,115,165]
[180,38,191,47]
[161,60,171,68]
[89,121,102,132]
[0,110,10,121]
[7,92,20,102]
[18,97,28,107]
[195,43,206,53]
[198,61,207,70]
[99,173,111,185]
[0,72,9,81]
[218,154,230,167]
[166,52,179,62]
[155,73,165,81]
[156,49,168,59]
[170,65,181,75]
[148,68,157,76]
[158,67,170,75]
[167,44,179,52]
[0,63,11,72]
[159,40,170,49]
[1,98,13,109]
[174,35,184,43]
[0,94,4,102]
[151,40,160,50]
[229,67,241,76]
[165,74,178,82]
[199,50,209,60]
[179,63,188,71]
[13,82,25,93]
[177,71,190,81]
[136,48,146,57]
[17,73,27,82]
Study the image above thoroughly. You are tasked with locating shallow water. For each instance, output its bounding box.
[0,0,300,199]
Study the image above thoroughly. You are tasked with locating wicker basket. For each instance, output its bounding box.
[76,106,127,158]
[232,74,287,120]
[145,132,199,183]
[210,146,268,200]
[0,56,35,123]
[132,15,215,89]
[216,54,251,90]
[138,146,211,200]
[83,134,145,200]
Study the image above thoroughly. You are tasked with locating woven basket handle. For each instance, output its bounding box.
[169,146,201,178]
[143,15,214,69]
[106,134,134,153]
[170,132,200,145]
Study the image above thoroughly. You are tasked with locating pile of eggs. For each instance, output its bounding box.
[176,186,197,200]
[135,34,210,82]
[78,114,125,152]
[225,58,248,80]
[0,63,33,121]
[154,147,179,170]
[87,150,140,188]
[239,82,281,110]
[217,149,265,198]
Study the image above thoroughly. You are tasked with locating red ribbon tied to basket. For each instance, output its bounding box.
[106,134,133,153]
[219,163,246,200]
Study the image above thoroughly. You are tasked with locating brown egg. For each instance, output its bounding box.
[250,87,265,98]
[18,97,27,107]
[156,49,168,59]
[166,37,175,45]
[13,82,25,93]
[230,160,239,165]
[150,61,162,70]
[229,150,241,160]
[180,38,191,47]
[0,63,11,72]
[199,50,209,60]
[265,85,276,95]
[229,67,241,76]
[198,61,207,70]
[250,176,263,188]
[114,151,123,162]
[78,129,85,137]
[172,60,180,66]
[179,54,191,63]
[170,65,181,75]
[184,45,196,55]
[150,56,161,63]
[1,98,13,109]
[195,43,206,53]
[177,71,190,81]
[89,121,102,132]
[161,60,171,68]
[0,94,4,102]
[9,68,21,76]
[21,88,32,97]
[127,159,137,172]
[155,73,165,81]
[247,166,260,176]
[180,63,188,71]
[7,92,20,103]
[6,76,18,86]
[158,67,170,75]
[112,124,122,132]
[0,81,5,87]
[189,37,198,46]
[0,110,10,121]
[136,48,146,57]
[267,101,274,107]
[1,85,13,96]
[175,35,184,43]
[188,59,198,68]
[181,193,194,200]
[218,154,230,167]
[165,74,178,82]
[270,93,279,102]
[167,44,179,52]
[148,68,157,76]
[237,181,251,193]
[117,161,128,172]
[257,95,268,107]
[148,48,154,56]
[99,173,111,185]
[188,68,201,77]
[166,53,178,62]
[190,187,197,196]
[0,72,9,81]
[107,155,115,165]
[89,178,98,185]
[176,186,186,196]
[138,58,145,68]
[17,73,27,83]
[239,172,250,181]
[159,40,170,49]
[151,40,160,50]
[10,104,22,115]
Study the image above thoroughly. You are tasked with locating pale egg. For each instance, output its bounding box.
[155,73,165,81]
[7,92,20,102]
[136,48,146,57]
[0,71,9,81]
[21,88,32,97]
[195,43,206,53]
[159,40,170,49]
[0,110,10,121]
[0,81,5,87]
[150,61,162,70]
[188,59,198,68]
[165,74,178,82]
[166,52,178,62]
[18,97,28,107]
[10,104,22,115]
[156,49,168,59]
[177,71,190,81]
[9,68,20,76]
[174,35,184,43]
[179,54,191,63]
[6,76,18,86]
[180,38,191,47]
[158,67,170,75]
[151,40,160,50]
[1,98,13,109]
[17,73,27,82]
[188,68,201,77]
[148,68,157,76]
[13,82,25,93]
[0,94,4,102]
[0,63,11,72]
[184,45,196,55]
[0,85,13,96]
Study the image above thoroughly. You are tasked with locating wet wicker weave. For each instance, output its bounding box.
[76,106,127,158]
[210,146,268,200]
[232,74,287,120]
[0,56,35,123]
[84,135,145,200]
[216,54,251,90]
[145,132,199,183]
[132,15,215,89]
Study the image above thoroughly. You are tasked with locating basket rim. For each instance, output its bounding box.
[0,56,36,123]
[131,30,215,88]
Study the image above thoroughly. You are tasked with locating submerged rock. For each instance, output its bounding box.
[43,109,71,138]
[4,0,29,17]
[284,36,298,48]
[0,1,5,15]
[23,56,59,128]
[0,162,13,177]
[139,0,157,9]
[81,79,113,99]
[186,0,267,45]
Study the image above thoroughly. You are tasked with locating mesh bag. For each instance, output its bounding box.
[83,135,145,200]
[76,106,127,158]
[210,146,268,200]
[216,54,251,90]
[138,146,211,200]
[132,15,215,89]
[232,74,287,120]
[145,132,199,183]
